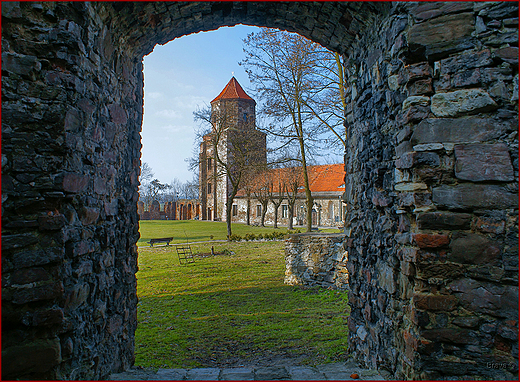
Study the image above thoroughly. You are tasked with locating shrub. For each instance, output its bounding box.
[244,233,256,241]
[229,234,242,241]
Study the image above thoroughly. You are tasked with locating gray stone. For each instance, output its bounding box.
[431,89,498,117]
[220,368,254,381]
[402,96,430,110]
[417,212,472,230]
[450,233,501,265]
[454,143,514,182]
[286,366,324,380]
[186,368,220,380]
[432,184,518,210]
[155,369,188,380]
[410,118,510,145]
[254,366,290,380]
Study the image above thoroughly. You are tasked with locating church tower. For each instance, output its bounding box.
[199,77,266,221]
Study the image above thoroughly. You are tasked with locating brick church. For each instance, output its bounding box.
[199,77,346,227]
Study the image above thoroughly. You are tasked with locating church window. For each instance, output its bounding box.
[207,182,212,194]
[232,204,238,216]
[243,113,247,122]
[256,205,262,217]
[282,205,288,218]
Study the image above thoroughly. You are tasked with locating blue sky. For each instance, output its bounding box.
[141,24,260,183]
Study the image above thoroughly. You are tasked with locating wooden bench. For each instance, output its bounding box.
[148,237,173,247]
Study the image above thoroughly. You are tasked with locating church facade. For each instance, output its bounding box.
[199,77,345,227]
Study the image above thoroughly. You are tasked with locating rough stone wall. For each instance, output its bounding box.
[2,1,517,381]
[285,233,349,290]
[343,2,518,380]
[1,2,141,379]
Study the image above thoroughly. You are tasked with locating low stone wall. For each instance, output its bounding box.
[284,233,349,290]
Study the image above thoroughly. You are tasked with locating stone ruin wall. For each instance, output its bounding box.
[1,2,142,379]
[1,1,518,381]
[285,233,349,290]
[343,2,518,380]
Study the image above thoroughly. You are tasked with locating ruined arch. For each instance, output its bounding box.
[1,2,517,381]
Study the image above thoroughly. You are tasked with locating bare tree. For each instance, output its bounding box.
[267,169,285,229]
[139,162,155,204]
[252,169,270,227]
[282,164,304,230]
[241,28,344,231]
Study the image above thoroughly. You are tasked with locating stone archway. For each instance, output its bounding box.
[1,2,517,380]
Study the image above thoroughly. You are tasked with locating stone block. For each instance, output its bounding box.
[417,212,472,230]
[451,316,480,329]
[12,282,64,305]
[10,248,64,269]
[38,214,67,231]
[421,328,478,345]
[431,89,497,117]
[155,369,188,380]
[399,105,431,124]
[108,103,127,125]
[395,182,428,192]
[62,172,89,193]
[408,12,475,59]
[449,233,501,265]
[412,233,449,249]
[494,47,518,65]
[376,261,396,294]
[185,368,220,381]
[407,78,433,96]
[413,293,458,311]
[395,151,440,169]
[32,307,65,326]
[411,2,474,22]
[449,278,519,318]
[395,140,412,157]
[402,95,430,110]
[1,52,38,76]
[439,49,492,74]
[454,143,514,182]
[254,366,290,380]
[11,267,51,285]
[1,338,62,379]
[80,207,100,225]
[432,184,517,210]
[411,118,510,145]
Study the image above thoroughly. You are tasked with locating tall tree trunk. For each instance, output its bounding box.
[246,196,251,225]
[288,204,294,230]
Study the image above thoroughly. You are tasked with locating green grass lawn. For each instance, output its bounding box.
[135,221,350,369]
[137,220,340,246]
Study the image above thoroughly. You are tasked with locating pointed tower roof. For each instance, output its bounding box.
[211,77,255,103]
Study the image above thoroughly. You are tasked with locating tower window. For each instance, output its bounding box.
[207,182,212,194]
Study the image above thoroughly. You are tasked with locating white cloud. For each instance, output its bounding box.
[146,91,162,99]
[155,109,181,119]
[159,124,195,134]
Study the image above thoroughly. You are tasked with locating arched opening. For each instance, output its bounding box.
[2,2,517,381]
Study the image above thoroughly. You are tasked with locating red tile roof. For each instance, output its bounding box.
[307,164,345,193]
[237,163,345,197]
[211,77,255,103]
